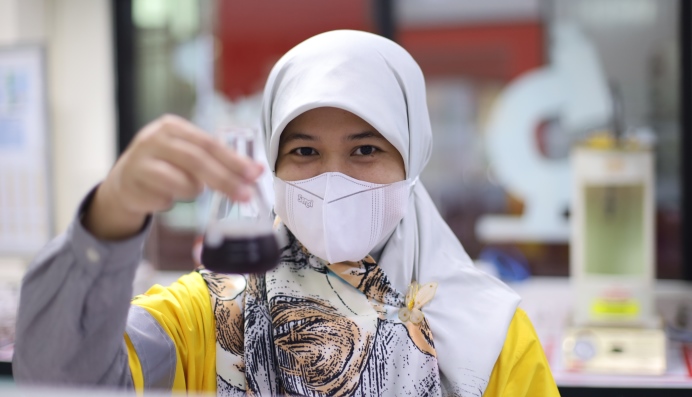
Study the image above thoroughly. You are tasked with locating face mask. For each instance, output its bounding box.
[273,172,414,263]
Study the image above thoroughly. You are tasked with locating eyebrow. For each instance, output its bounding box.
[281,130,385,144]
[280,132,317,145]
[346,131,385,141]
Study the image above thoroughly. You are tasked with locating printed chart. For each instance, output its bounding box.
[0,45,51,256]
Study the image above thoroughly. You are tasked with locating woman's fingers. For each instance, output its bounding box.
[152,137,253,201]
[88,114,266,240]
[145,115,263,200]
[102,114,265,222]
[141,159,204,201]
[159,115,264,182]
[129,176,175,213]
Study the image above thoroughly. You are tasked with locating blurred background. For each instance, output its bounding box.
[114,0,683,279]
[1,0,691,395]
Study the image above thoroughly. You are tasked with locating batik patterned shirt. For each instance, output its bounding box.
[200,225,442,396]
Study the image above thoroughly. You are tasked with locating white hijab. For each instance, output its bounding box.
[260,30,520,395]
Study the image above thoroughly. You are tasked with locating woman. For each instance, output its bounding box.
[13,30,558,396]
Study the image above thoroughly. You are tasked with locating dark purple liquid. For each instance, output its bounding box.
[201,234,280,274]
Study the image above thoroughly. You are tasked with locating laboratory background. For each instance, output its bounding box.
[1,0,691,396]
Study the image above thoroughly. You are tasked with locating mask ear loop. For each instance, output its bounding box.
[409,177,420,285]
[399,178,424,323]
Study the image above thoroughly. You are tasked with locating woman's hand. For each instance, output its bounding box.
[84,114,264,240]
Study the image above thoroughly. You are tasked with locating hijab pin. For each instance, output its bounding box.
[398,281,438,325]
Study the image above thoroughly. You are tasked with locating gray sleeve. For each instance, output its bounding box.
[12,188,151,388]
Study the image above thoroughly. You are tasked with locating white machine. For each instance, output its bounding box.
[564,135,666,375]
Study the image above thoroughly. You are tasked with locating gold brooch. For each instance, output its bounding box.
[398,281,438,324]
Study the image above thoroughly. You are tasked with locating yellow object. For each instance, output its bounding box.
[400,281,439,324]
[585,131,618,149]
[484,309,560,397]
[591,299,640,317]
[125,272,217,394]
[123,334,144,396]
[407,282,417,310]
[125,272,558,396]
[582,130,643,151]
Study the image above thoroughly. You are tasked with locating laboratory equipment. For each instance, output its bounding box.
[564,132,666,375]
[201,128,280,274]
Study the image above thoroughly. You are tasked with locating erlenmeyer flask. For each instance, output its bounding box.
[201,128,280,274]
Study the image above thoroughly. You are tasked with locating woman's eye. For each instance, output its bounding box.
[293,147,317,156]
[354,145,378,156]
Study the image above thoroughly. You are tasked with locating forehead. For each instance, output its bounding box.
[280,107,386,143]
[284,107,373,130]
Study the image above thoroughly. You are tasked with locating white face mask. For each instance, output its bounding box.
[273,172,414,263]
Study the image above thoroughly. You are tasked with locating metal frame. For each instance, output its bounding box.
[112,0,138,155]
[681,0,692,281]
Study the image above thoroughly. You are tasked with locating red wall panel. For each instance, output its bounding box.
[215,1,543,98]
[400,23,544,81]
[215,0,372,99]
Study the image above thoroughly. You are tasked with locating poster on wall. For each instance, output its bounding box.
[0,45,51,256]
